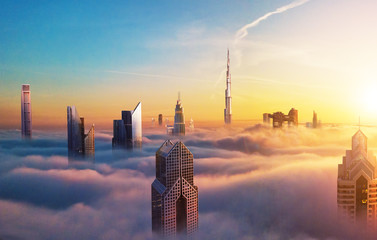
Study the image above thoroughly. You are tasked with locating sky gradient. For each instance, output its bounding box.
[1,0,377,129]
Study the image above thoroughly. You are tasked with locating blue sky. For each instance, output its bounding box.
[2,0,377,129]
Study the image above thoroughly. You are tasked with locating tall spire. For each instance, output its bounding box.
[226,48,230,83]
[224,49,232,124]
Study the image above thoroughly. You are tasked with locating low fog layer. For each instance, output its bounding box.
[0,124,376,240]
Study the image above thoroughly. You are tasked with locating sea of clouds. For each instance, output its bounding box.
[0,124,377,240]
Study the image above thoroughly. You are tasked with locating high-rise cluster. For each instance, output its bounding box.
[112,102,142,148]
[21,84,32,138]
[67,106,95,159]
[263,108,298,128]
[152,140,198,237]
[338,129,377,228]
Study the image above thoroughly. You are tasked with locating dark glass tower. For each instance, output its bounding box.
[152,140,198,237]
[67,106,95,160]
[112,102,142,149]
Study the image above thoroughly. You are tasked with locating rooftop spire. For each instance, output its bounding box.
[226,48,230,82]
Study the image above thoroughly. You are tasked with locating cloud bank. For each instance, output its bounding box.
[0,124,376,239]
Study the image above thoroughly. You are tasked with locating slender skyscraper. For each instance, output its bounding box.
[152,140,198,237]
[67,106,95,159]
[224,49,232,124]
[158,114,163,126]
[174,93,185,136]
[112,102,142,148]
[189,117,194,132]
[313,111,318,128]
[67,106,83,156]
[21,84,32,137]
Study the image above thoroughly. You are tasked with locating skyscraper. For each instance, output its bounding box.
[338,129,377,228]
[313,111,318,128]
[67,106,95,158]
[21,84,32,137]
[189,117,194,132]
[152,140,198,237]
[174,93,185,136]
[85,124,95,156]
[263,113,270,125]
[224,49,232,124]
[112,102,142,148]
[158,114,163,126]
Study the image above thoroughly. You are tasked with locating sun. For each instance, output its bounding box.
[360,84,377,115]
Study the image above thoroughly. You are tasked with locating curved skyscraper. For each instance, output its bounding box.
[112,102,142,148]
[152,140,198,237]
[174,93,185,136]
[224,49,232,124]
[67,106,95,159]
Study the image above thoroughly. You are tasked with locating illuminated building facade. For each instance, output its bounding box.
[21,84,32,137]
[224,49,232,124]
[112,102,142,148]
[152,140,198,237]
[67,106,95,159]
[173,93,185,136]
[338,129,377,228]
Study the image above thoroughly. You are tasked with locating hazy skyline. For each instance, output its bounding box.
[2,0,377,129]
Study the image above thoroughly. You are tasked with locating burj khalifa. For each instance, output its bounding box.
[224,49,232,124]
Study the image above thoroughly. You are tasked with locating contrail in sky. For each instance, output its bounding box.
[213,0,310,90]
[234,0,311,45]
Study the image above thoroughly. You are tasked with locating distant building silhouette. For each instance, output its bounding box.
[152,140,198,237]
[263,113,270,125]
[67,106,95,159]
[189,118,194,132]
[313,111,318,128]
[158,114,163,126]
[263,108,298,128]
[224,49,232,124]
[338,129,377,228]
[112,102,142,149]
[21,84,32,138]
[173,93,185,136]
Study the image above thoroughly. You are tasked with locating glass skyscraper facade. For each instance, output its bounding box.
[112,102,142,148]
[67,106,95,159]
[152,140,198,237]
